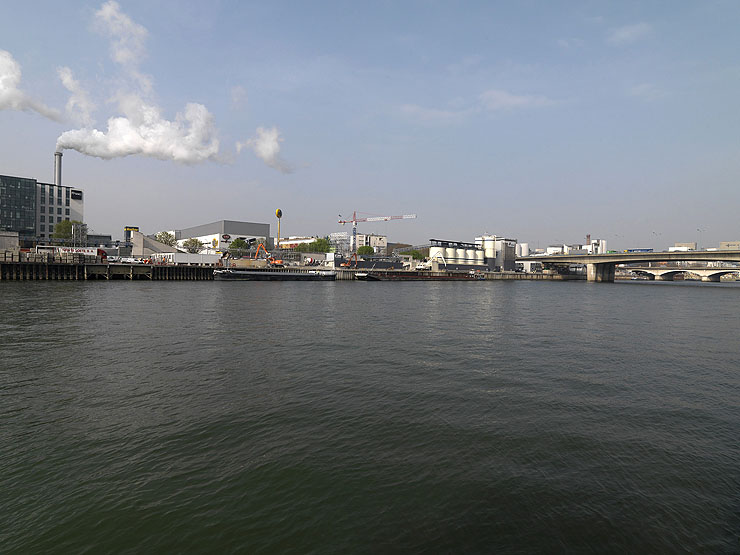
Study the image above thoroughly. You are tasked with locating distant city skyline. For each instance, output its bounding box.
[1,1,738,249]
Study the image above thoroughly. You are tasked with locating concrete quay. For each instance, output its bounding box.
[0,260,213,281]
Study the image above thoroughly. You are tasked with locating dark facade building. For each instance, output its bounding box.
[0,173,85,244]
[0,175,37,239]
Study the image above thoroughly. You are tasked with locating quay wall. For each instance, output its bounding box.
[1,252,214,281]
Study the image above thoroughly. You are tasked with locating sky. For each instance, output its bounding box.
[1,0,739,249]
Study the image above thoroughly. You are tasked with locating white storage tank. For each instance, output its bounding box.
[456,248,466,264]
[446,247,456,263]
[466,249,476,265]
[476,250,485,265]
[483,238,495,260]
[519,242,529,257]
[429,246,445,262]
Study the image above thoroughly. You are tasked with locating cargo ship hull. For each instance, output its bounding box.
[214,269,336,281]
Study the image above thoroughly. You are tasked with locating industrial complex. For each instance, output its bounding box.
[2,154,740,283]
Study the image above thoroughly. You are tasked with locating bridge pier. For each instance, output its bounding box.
[586,263,615,282]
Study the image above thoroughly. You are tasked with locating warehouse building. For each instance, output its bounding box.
[173,220,271,253]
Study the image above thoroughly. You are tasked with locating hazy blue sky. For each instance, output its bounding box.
[1,1,739,248]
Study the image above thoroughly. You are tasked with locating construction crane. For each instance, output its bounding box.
[338,211,417,253]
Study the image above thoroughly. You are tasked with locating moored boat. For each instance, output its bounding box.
[214,268,336,281]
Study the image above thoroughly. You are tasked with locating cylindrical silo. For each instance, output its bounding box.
[476,250,484,265]
[456,248,466,265]
[429,246,444,262]
[519,242,529,257]
[445,247,456,263]
[466,249,475,265]
[483,238,495,260]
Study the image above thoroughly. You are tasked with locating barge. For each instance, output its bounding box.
[214,268,336,281]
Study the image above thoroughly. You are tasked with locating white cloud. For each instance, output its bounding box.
[607,22,652,45]
[400,89,554,125]
[230,85,248,110]
[628,83,667,101]
[400,104,470,124]
[479,89,553,111]
[58,66,96,126]
[237,126,293,173]
[0,50,62,121]
[557,38,584,49]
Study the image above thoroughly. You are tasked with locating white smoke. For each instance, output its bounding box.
[0,50,62,121]
[94,0,151,92]
[56,1,220,164]
[58,67,96,126]
[236,126,293,174]
[56,95,219,163]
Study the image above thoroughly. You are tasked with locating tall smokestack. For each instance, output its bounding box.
[54,151,62,186]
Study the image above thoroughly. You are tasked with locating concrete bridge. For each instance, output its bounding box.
[629,266,740,282]
[517,251,740,282]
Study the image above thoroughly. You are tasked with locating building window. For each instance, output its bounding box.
[65,188,70,198]
[65,217,70,221]
[65,199,70,207]
[41,195,45,205]
[49,225,54,233]
[57,207,62,215]
[40,224,45,231]
[40,215,45,222]
[65,209,70,215]
[48,207,53,214]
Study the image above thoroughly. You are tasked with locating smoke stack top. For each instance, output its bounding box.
[54,151,62,186]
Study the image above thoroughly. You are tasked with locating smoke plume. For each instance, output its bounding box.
[56,96,219,163]
[236,126,293,174]
[56,1,220,164]
[0,50,62,121]
[58,67,96,126]
[94,0,151,92]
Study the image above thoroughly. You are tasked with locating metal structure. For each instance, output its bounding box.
[276,208,282,248]
[338,211,416,253]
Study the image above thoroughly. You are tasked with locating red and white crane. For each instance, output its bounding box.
[338,211,417,253]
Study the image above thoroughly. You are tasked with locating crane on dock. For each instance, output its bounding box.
[338,211,417,253]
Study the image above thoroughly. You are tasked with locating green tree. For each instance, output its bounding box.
[51,219,82,240]
[155,231,176,246]
[228,238,250,257]
[182,238,204,253]
[294,237,332,253]
[357,245,374,255]
[229,238,249,250]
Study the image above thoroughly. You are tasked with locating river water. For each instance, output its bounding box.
[1,280,738,553]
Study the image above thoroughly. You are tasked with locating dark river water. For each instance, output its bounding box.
[1,280,738,553]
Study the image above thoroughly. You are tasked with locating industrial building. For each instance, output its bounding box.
[428,239,485,270]
[356,233,388,255]
[475,235,517,271]
[0,152,84,245]
[329,231,350,255]
[425,235,517,271]
[172,220,271,253]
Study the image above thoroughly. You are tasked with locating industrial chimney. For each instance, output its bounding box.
[54,151,63,186]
